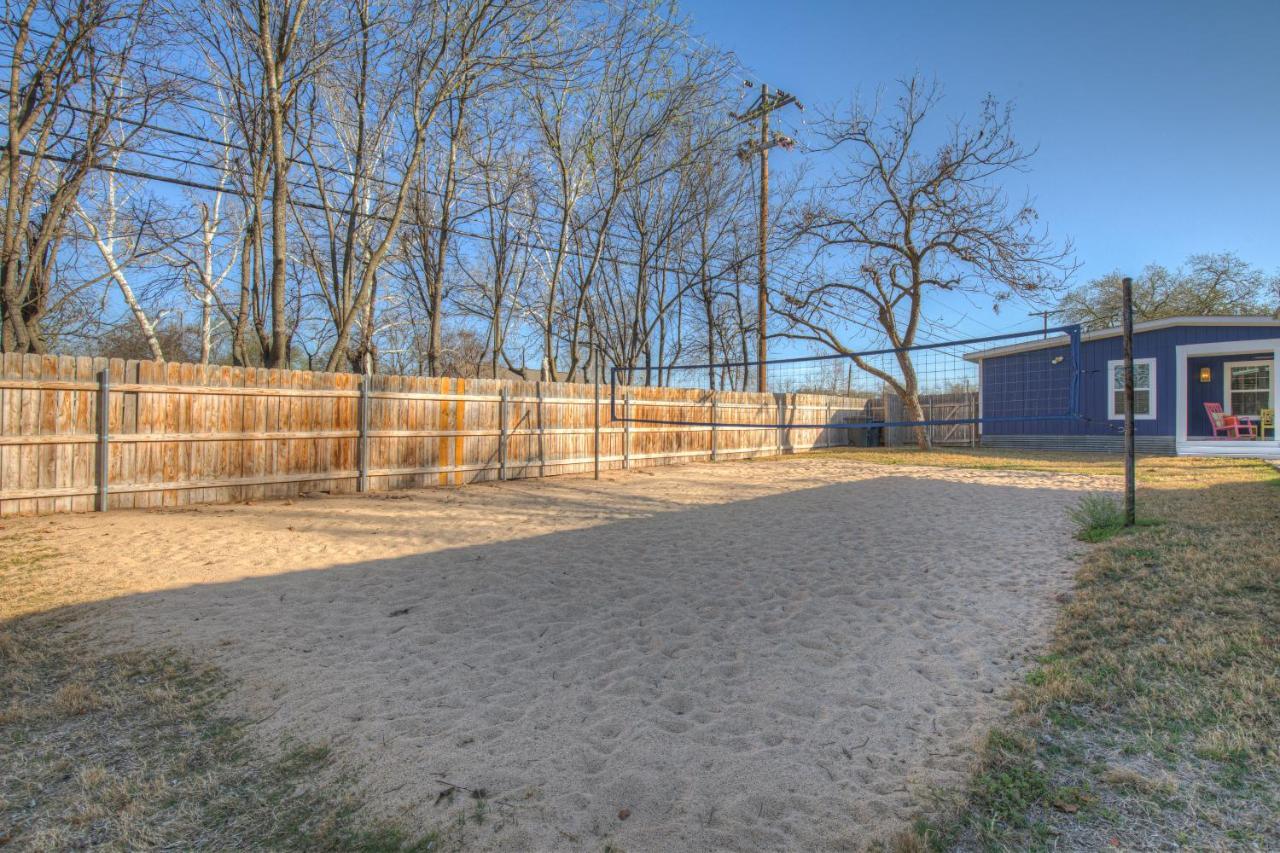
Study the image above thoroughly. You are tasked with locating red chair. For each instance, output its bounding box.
[1204,402,1257,438]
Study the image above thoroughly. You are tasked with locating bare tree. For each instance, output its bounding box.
[454,106,537,378]
[396,83,476,378]
[1057,252,1278,330]
[73,161,167,359]
[309,0,562,373]
[247,0,324,366]
[189,0,302,365]
[164,131,243,365]
[4,0,797,381]
[1,0,160,352]
[779,76,1074,447]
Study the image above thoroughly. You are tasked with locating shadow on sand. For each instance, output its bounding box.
[12,470,1094,850]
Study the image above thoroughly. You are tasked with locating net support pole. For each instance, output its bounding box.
[95,368,110,512]
[623,392,631,469]
[1122,276,1136,526]
[498,387,508,481]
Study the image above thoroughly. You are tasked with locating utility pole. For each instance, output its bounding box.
[735,82,801,392]
[1029,309,1055,338]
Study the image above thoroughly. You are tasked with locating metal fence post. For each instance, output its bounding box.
[536,381,545,479]
[499,386,508,481]
[623,392,631,469]
[971,391,979,447]
[710,395,718,461]
[776,395,784,455]
[96,368,110,512]
[593,366,601,480]
[358,375,370,493]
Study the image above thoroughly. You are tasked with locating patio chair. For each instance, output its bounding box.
[1204,402,1256,438]
[1260,408,1275,440]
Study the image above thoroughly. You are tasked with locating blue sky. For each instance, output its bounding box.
[683,0,1280,339]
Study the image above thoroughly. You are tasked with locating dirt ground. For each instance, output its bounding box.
[8,456,1106,850]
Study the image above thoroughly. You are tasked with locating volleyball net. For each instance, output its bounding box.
[609,325,1083,431]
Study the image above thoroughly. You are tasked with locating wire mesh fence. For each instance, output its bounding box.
[611,326,1083,435]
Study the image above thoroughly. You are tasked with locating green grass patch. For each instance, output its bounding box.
[1068,493,1127,541]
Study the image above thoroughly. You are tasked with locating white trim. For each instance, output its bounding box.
[1175,337,1280,451]
[1106,357,1157,420]
[1222,359,1273,416]
[1176,441,1280,459]
[965,315,1280,362]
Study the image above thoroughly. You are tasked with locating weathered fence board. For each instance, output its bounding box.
[0,354,866,516]
[876,390,980,447]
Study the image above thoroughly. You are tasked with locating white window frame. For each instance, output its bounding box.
[1107,357,1157,420]
[1222,359,1274,415]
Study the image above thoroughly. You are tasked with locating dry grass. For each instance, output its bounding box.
[0,533,444,851]
[861,449,1280,850]
[812,445,1268,484]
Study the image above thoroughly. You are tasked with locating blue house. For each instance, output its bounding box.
[968,316,1280,457]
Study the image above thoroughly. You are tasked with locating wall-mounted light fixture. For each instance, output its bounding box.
[1199,366,1212,383]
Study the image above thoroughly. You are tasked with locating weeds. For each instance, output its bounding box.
[1068,493,1126,541]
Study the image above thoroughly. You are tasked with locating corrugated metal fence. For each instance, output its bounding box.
[0,354,868,517]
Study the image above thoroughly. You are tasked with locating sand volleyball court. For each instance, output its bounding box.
[20,456,1101,850]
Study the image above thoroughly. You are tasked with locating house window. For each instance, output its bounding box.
[1108,358,1156,420]
[1224,361,1272,417]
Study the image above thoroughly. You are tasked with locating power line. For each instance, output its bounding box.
[1,72,748,263]
[4,11,754,184]
[20,145,767,284]
[3,12,758,252]
[7,12,870,350]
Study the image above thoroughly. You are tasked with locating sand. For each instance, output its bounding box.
[16,456,1103,850]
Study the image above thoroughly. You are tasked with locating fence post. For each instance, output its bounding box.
[536,380,545,479]
[971,392,978,448]
[498,386,508,481]
[95,368,110,512]
[776,395,784,455]
[623,392,631,469]
[357,375,370,493]
[710,395,718,461]
[593,370,601,480]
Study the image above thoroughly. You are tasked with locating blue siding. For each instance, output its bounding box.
[981,324,1280,438]
[1186,353,1271,437]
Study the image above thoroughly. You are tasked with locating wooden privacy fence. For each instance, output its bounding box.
[0,354,867,517]
[875,390,980,448]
